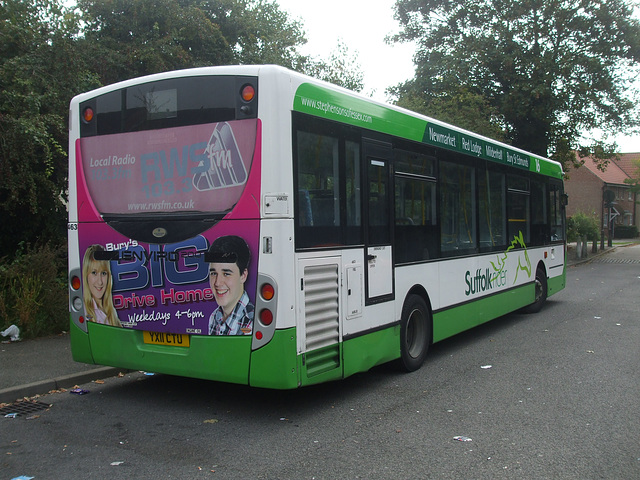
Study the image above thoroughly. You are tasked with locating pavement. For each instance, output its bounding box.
[0,241,629,405]
[0,334,122,404]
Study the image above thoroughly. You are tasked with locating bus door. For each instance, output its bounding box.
[363,139,394,304]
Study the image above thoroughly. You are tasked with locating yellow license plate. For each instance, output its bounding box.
[143,331,190,347]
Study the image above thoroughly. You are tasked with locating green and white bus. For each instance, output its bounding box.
[68,65,566,389]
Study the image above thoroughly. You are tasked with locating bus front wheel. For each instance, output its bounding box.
[398,294,431,372]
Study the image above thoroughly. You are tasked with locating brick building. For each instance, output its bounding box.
[564,152,640,237]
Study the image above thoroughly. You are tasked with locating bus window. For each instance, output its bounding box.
[368,159,390,245]
[345,140,363,245]
[531,178,548,246]
[478,165,506,251]
[297,131,340,229]
[549,180,565,242]
[294,115,363,249]
[394,150,437,263]
[507,174,530,245]
[440,160,476,255]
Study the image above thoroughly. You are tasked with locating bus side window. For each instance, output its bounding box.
[549,180,565,242]
[478,165,506,251]
[295,127,345,248]
[507,174,530,245]
[531,178,548,246]
[394,150,437,263]
[440,159,476,255]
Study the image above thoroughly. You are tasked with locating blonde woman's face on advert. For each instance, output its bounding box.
[88,264,109,302]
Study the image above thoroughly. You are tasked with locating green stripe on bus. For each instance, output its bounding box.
[294,82,426,141]
[547,269,566,296]
[433,284,533,342]
[342,325,400,378]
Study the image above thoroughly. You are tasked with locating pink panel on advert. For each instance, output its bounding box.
[224,119,262,220]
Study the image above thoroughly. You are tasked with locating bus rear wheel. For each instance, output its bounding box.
[524,267,547,314]
[398,294,431,372]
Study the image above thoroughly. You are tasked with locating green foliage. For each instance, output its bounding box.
[391,0,640,169]
[623,156,640,195]
[77,0,362,90]
[77,0,233,85]
[0,244,68,339]
[203,0,307,68]
[392,85,507,141]
[0,0,97,254]
[567,212,601,242]
[298,40,365,92]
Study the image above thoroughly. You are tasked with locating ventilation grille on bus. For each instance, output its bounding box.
[303,263,340,352]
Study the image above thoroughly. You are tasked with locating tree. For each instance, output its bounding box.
[624,155,640,196]
[390,84,508,141]
[0,0,94,253]
[77,0,233,85]
[298,39,365,92]
[76,0,315,86]
[78,0,363,90]
[391,0,640,169]
[195,0,307,68]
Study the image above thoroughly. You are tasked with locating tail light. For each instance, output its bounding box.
[69,268,88,332]
[259,308,273,326]
[252,274,278,350]
[261,283,275,301]
[82,106,94,123]
[241,84,256,102]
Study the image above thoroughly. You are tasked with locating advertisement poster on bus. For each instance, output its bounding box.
[75,120,260,337]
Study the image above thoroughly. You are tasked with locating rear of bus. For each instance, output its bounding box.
[68,66,297,388]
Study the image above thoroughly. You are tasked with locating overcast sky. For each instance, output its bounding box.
[276,0,415,101]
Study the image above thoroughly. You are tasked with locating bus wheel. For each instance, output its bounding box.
[525,268,547,314]
[398,294,431,372]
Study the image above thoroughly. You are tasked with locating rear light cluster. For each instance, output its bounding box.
[70,275,84,323]
[252,274,278,349]
[82,106,94,123]
[241,84,256,102]
[239,82,256,116]
[68,268,88,332]
[255,282,275,340]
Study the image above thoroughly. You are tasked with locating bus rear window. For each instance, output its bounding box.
[80,75,257,137]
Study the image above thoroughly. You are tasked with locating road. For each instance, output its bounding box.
[3,245,640,479]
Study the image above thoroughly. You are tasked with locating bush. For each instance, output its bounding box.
[567,212,600,242]
[0,243,68,339]
[614,225,639,239]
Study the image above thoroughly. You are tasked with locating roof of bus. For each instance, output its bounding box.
[71,64,564,179]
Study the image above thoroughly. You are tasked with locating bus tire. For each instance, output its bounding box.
[524,267,547,314]
[398,294,431,372]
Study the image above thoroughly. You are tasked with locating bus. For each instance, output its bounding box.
[68,65,566,389]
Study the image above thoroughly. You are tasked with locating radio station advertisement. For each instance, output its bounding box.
[75,119,260,337]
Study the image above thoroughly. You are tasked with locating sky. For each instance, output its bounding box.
[275,0,640,153]
[276,0,415,101]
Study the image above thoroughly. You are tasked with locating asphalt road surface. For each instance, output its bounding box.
[3,245,639,479]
